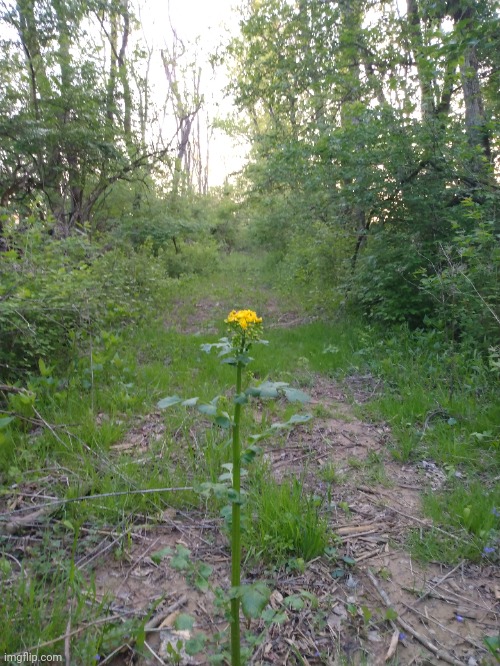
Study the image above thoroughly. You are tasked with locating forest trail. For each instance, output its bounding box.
[92,270,499,666]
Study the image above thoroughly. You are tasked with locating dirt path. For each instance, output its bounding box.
[93,368,499,665]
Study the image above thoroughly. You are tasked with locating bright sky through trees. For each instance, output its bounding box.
[140,0,246,185]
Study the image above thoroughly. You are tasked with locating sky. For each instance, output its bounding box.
[139,0,248,187]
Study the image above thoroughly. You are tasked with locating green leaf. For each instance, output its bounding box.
[201,339,231,355]
[361,605,372,623]
[287,413,313,424]
[221,357,238,365]
[384,608,398,621]
[157,395,182,409]
[175,613,195,630]
[198,563,213,579]
[284,595,304,610]
[271,413,312,430]
[215,415,232,429]
[182,397,199,407]
[0,417,14,430]
[170,545,191,571]
[185,633,206,656]
[282,387,311,403]
[261,608,287,624]
[331,568,345,579]
[197,403,217,416]
[484,635,500,657]
[241,444,261,464]
[342,556,356,566]
[238,582,271,619]
[195,575,210,592]
[248,381,288,399]
[234,393,248,405]
[246,381,310,403]
[150,547,173,564]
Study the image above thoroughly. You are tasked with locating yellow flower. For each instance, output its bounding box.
[225,309,263,332]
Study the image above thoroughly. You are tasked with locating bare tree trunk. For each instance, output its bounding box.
[117,0,132,144]
[106,13,118,123]
[406,0,436,119]
[449,0,492,173]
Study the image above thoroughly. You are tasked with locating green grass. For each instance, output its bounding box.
[245,474,331,566]
[1,247,499,660]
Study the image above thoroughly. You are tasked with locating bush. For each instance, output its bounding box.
[161,239,221,278]
[348,228,437,327]
[0,224,173,380]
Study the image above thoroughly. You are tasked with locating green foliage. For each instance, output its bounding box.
[162,240,221,279]
[227,0,500,350]
[0,219,224,380]
[419,200,500,348]
[348,228,437,327]
[246,476,330,565]
[410,481,500,563]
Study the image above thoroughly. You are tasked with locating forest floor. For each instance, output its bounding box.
[93,274,499,666]
[1,254,499,665]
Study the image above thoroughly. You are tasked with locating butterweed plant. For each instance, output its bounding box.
[223,309,263,666]
[158,309,312,665]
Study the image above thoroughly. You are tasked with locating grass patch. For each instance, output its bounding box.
[245,474,330,567]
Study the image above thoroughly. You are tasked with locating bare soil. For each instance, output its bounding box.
[88,374,499,665]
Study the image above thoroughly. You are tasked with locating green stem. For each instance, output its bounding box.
[230,353,243,666]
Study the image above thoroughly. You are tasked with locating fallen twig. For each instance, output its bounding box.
[367,570,465,666]
[145,595,189,632]
[385,628,399,662]
[401,601,486,651]
[0,486,194,518]
[417,560,464,603]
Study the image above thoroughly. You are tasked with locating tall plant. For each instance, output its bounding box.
[158,309,312,663]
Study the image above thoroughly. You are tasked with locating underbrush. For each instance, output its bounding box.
[1,246,499,659]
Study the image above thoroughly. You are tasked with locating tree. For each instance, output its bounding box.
[0,0,176,235]
[226,0,499,326]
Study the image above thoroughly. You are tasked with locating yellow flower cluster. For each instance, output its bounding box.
[225,309,263,331]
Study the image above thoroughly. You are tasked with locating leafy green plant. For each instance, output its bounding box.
[158,308,313,666]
